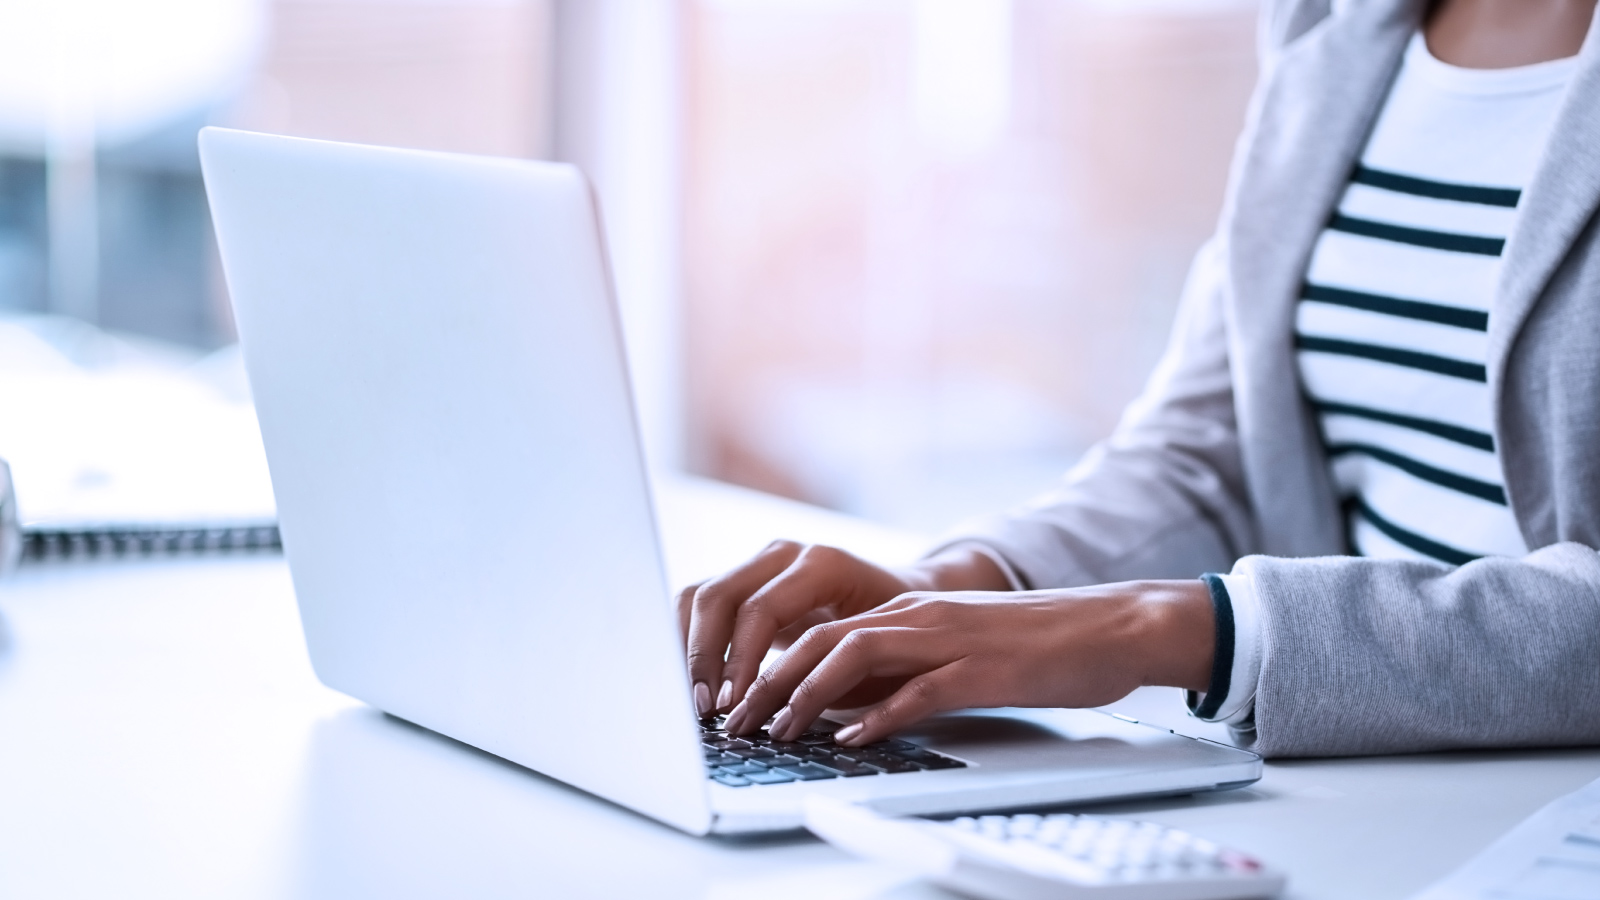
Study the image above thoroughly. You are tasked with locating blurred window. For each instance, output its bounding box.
[0,0,1259,537]
[0,0,552,349]
[683,0,1258,530]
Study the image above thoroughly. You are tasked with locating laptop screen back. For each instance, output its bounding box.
[201,127,711,834]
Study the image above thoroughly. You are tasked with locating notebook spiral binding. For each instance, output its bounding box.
[22,524,282,561]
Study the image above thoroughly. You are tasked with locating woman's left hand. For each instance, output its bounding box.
[722,580,1217,746]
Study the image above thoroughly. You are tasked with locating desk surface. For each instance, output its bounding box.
[2,476,1596,900]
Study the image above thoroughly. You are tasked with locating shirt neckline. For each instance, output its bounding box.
[1406,31,1579,95]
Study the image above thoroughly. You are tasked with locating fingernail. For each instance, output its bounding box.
[693,682,711,718]
[726,699,749,733]
[716,680,734,710]
[834,722,865,746]
[770,705,793,739]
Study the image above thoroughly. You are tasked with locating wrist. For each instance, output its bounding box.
[900,546,1014,593]
[1131,580,1215,692]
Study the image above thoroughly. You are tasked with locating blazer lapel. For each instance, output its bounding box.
[1225,0,1422,556]
[1488,13,1600,396]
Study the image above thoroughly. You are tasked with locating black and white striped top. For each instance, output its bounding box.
[1195,34,1579,727]
[1296,34,1577,566]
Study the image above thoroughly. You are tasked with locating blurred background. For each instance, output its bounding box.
[0,0,1257,536]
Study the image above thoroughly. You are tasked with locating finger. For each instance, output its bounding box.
[769,625,950,741]
[734,590,935,728]
[726,605,935,736]
[720,545,873,713]
[724,616,854,734]
[832,663,967,747]
[675,580,710,716]
[675,581,704,651]
[685,541,802,715]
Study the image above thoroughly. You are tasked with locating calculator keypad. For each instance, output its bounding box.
[952,813,1265,881]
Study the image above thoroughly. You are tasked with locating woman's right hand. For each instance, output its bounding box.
[675,540,1010,718]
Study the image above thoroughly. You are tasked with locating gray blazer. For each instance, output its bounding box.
[940,0,1600,757]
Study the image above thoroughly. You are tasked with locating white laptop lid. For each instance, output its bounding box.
[199,128,712,834]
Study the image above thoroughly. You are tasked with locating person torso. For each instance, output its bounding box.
[1294,32,1575,565]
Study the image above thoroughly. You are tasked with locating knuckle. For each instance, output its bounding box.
[903,676,943,708]
[884,590,929,610]
[763,539,802,557]
[733,592,775,623]
[917,595,959,622]
[692,580,732,610]
[802,620,844,646]
[787,627,824,656]
[798,543,850,568]
[745,670,776,700]
[789,677,820,708]
[684,648,724,668]
[834,628,876,657]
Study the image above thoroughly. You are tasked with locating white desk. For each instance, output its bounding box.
[2,476,1596,900]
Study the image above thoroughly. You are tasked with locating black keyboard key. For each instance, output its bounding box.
[835,750,896,765]
[798,761,847,777]
[863,758,923,774]
[698,714,963,782]
[825,759,881,777]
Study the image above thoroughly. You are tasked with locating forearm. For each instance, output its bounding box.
[905,549,1217,692]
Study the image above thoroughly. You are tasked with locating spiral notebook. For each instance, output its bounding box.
[0,318,280,562]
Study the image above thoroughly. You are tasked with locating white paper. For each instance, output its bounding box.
[1412,775,1600,900]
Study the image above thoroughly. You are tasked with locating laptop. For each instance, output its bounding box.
[198,127,1262,836]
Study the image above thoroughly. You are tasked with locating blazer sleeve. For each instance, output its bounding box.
[926,237,1258,589]
[1233,545,1600,756]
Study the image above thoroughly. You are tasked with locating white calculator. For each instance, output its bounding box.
[803,796,1285,900]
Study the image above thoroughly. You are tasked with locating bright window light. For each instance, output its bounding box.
[912,0,1012,158]
[0,0,264,151]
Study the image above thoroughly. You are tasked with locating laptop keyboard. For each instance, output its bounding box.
[700,715,967,787]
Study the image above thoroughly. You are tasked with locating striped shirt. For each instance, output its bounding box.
[1296,34,1576,566]
[1192,35,1578,727]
